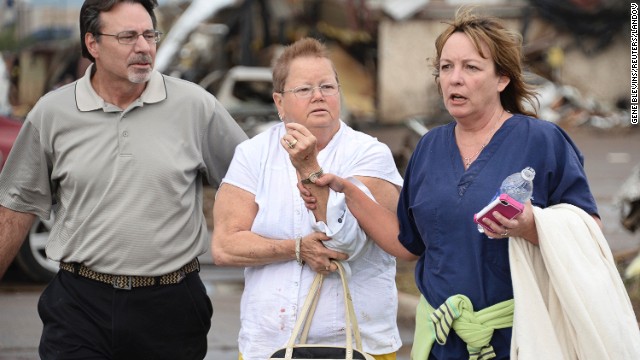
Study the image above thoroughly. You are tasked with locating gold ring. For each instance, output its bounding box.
[288,139,298,149]
[502,230,509,237]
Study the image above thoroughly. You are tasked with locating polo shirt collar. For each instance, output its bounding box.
[76,63,167,112]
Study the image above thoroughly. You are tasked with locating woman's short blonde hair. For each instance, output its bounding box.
[272,37,339,93]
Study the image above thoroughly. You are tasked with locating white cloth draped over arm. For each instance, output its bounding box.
[310,177,374,264]
[509,204,640,360]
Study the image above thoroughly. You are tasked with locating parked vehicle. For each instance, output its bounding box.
[0,114,58,282]
[0,114,21,168]
[208,66,279,137]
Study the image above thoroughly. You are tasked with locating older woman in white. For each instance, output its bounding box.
[211,37,403,360]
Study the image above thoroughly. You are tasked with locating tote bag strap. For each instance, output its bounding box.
[335,260,364,351]
[285,270,326,358]
[301,261,362,348]
[286,260,364,359]
[300,277,322,342]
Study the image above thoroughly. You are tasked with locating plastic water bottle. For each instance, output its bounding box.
[500,167,536,204]
[477,167,535,233]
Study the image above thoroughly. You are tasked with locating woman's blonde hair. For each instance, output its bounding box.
[272,37,339,93]
[432,7,538,116]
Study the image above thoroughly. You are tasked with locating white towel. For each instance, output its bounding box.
[509,203,640,359]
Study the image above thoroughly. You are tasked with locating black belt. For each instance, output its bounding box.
[59,258,200,290]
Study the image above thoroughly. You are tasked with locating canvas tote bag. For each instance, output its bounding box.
[269,260,375,360]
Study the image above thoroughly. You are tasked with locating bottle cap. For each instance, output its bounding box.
[521,167,535,181]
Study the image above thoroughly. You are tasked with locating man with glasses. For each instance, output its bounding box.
[0,0,247,358]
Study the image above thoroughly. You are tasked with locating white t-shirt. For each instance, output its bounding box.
[222,121,404,360]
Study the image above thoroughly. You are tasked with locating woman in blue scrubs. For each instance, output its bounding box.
[304,7,600,360]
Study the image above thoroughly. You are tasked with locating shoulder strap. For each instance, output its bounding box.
[285,271,324,359]
[285,261,365,360]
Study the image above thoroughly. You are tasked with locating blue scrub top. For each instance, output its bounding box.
[398,114,598,359]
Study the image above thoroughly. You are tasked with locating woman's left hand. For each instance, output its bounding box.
[483,201,539,245]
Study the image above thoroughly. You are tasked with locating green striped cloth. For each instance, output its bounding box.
[411,295,514,360]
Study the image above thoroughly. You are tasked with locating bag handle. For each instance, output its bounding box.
[301,261,363,350]
[300,279,322,342]
[284,268,325,359]
[284,260,364,360]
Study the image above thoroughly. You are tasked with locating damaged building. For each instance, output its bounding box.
[0,0,632,131]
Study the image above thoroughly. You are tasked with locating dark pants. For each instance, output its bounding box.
[38,269,213,360]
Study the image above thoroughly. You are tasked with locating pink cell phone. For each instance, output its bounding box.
[474,193,524,233]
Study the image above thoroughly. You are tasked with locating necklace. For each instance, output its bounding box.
[461,110,504,169]
[463,144,486,168]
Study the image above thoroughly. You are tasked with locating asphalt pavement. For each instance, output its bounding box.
[1,126,639,360]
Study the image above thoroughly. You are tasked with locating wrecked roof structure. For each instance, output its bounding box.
[0,0,632,131]
[377,0,630,128]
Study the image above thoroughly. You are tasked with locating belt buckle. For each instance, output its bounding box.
[113,276,132,290]
[176,271,186,284]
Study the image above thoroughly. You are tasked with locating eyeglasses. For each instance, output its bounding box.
[280,83,340,98]
[95,30,162,45]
